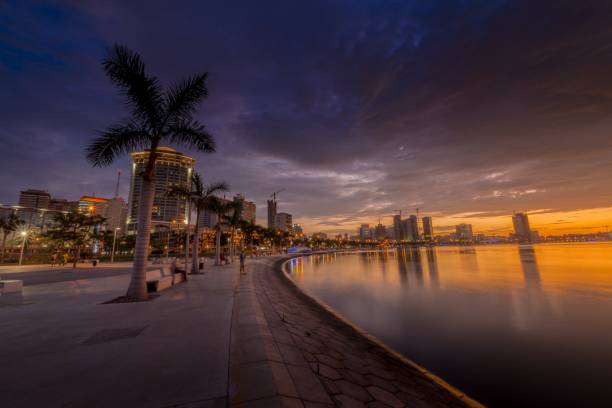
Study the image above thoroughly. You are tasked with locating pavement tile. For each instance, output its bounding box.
[278,342,308,366]
[316,354,344,369]
[238,395,304,408]
[364,374,398,393]
[367,386,403,408]
[335,380,374,403]
[339,368,369,386]
[333,394,368,408]
[287,364,334,404]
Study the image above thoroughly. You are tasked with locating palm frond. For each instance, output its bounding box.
[103,44,163,129]
[205,181,229,196]
[191,172,204,196]
[165,119,216,153]
[86,120,150,167]
[164,73,209,124]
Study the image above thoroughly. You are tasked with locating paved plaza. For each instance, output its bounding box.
[0,257,480,407]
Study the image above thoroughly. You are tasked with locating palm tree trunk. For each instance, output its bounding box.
[192,207,200,274]
[127,175,155,300]
[0,232,6,263]
[214,224,221,265]
[229,228,235,263]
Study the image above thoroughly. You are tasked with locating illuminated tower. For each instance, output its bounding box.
[512,212,532,243]
[127,147,194,233]
[422,216,434,240]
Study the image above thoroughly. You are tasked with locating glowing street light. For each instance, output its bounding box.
[18,230,28,266]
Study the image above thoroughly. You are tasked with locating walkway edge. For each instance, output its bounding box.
[277,254,485,408]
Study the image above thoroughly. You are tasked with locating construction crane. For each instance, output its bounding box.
[270,188,285,202]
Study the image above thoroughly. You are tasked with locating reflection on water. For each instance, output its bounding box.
[287,243,612,408]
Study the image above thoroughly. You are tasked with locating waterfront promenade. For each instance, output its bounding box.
[0,257,479,407]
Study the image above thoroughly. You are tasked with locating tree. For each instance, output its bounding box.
[168,172,227,273]
[86,44,215,300]
[226,200,244,263]
[0,213,25,263]
[45,212,105,268]
[205,196,232,265]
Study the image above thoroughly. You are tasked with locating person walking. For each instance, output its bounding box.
[239,249,246,275]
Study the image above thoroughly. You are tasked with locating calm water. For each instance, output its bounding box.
[286,243,612,407]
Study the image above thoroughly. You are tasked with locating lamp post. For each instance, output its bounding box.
[111,227,120,263]
[18,230,27,266]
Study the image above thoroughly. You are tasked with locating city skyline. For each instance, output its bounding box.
[3,2,612,236]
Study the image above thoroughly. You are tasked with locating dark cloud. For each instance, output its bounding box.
[1,0,612,233]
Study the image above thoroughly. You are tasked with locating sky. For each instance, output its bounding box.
[1,0,612,236]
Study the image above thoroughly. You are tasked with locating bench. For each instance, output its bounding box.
[0,280,23,295]
[146,269,174,293]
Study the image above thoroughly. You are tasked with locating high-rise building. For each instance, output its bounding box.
[293,224,304,237]
[456,223,474,241]
[512,212,532,243]
[374,223,387,241]
[267,200,277,230]
[359,224,371,241]
[48,198,79,212]
[106,197,128,233]
[422,216,434,240]
[409,215,419,240]
[234,194,256,224]
[393,214,402,242]
[127,147,195,232]
[275,212,293,233]
[79,196,109,215]
[19,189,50,209]
[198,196,231,228]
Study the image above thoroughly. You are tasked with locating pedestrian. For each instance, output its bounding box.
[62,252,69,266]
[50,253,57,267]
[239,249,246,275]
[92,258,98,268]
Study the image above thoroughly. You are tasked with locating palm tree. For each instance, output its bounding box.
[168,172,227,274]
[226,200,244,263]
[205,196,232,265]
[86,44,215,300]
[0,213,24,263]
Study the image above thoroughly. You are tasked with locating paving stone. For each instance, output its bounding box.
[278,342,308,366]
[321,377,341,395]
[339,368,369,386]
[368,366,395,381]
[366,386,403,408]
[239,395,304,408]
[366,402,392,408]
[333,394,368,408]
[311,362,342,380]
[287,364,333,404]
[364,374,398,393]
[238,337,283,364]
[335,380,374,403]
[316,354,344,369]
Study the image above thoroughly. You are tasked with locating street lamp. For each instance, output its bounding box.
[18,230,27,266]
[111,227,120,263]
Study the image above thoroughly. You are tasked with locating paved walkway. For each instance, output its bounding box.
[229,257,481,408]
[0,256,481,407]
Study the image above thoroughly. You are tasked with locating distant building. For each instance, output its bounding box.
[267,200,277,229]
[530,230,540,243]
[456,223,474,241]
[293,224,304,236]
[234,194,256,224]
[422,216,434,240]
[48,198,79,212]
[199,196,231,228]
[127,147,194,233]
[359,224,371,241]
[275,212,293,233]
[374,223,387,241]
[79,195,109,215]
[512,212,532,243]
[312,232,328,239]
[19,189,50,209]
[409,215,419,240]
[393,215,402,242]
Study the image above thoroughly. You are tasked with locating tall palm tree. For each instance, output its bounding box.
[226,200,244,262]
[0,213,24,263]
[168,172,227,274]
[205,196,232,265]
[86,44,215,300]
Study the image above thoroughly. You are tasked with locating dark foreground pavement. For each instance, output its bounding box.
[0,256,481,407]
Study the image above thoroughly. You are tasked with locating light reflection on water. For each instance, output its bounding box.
[286,243,612,407]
